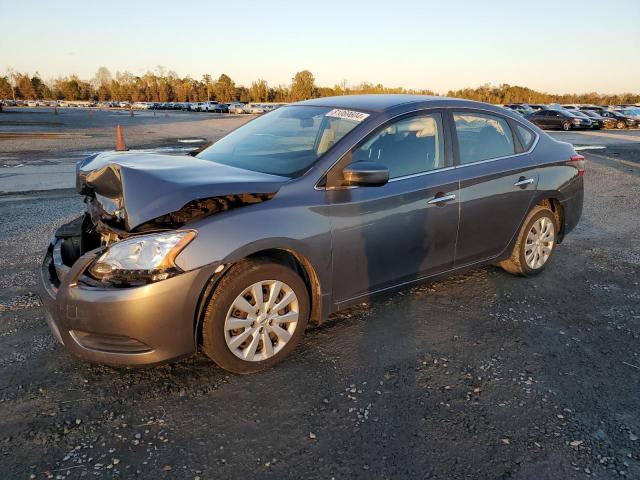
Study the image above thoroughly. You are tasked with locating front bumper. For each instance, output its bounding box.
[38,240,214,366]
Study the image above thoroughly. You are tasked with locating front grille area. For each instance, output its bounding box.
[70,330,152,354]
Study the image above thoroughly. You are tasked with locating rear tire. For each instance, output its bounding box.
[201,258,310,374]
[500,206,558,276]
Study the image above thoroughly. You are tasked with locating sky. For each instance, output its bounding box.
[1,0,639,94]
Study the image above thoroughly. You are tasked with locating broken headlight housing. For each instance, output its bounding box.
[89,230,196,286]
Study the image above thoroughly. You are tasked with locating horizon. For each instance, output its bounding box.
[1,0,639,95]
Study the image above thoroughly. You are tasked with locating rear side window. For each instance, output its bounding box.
[515,124,535,149]
[453,112,515,164]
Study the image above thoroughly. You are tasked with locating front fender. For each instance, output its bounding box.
[174,198,333,297]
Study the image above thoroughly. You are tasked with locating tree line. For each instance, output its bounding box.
[1,67,638,105]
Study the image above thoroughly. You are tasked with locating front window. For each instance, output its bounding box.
[197,106,363,177]
[350,113,445,179]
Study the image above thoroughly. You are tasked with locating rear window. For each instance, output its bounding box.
[515,124,535,149]
[453,113,516,164]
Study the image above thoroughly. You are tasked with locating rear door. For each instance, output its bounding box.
[532,111,547,128]
[450,111,539,266]
[326,111,459,304]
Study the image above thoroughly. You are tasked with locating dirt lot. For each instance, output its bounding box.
[0,113,639,479]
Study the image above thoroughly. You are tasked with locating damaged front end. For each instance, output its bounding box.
[47,151,283,288]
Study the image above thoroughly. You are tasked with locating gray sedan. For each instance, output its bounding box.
[38,95,584,373]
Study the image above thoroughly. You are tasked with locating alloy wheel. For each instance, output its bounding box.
[224,280,299,362]
[524,216,555,269]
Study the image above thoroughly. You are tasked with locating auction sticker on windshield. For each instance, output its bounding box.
[326,109,370,122]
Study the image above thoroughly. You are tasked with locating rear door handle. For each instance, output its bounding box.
[427,193,456,205]
[514,178,535,188]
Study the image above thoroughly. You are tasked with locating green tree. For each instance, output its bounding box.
[290,70,315,101]
[0,76,13,99]
[236,86,250,103]
[16,74,37,99]
[214,74,236,102]
[249,79,269,102]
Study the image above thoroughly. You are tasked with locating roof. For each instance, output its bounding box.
[297,94,446,112]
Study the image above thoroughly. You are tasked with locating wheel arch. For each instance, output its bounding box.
[193,246,325,346]
[533,196,565,242]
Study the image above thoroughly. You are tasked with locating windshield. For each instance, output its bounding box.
[197,105,365,177]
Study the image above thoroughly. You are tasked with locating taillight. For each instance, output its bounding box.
[569,154,585,176]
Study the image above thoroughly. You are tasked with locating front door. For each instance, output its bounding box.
[326,111,460,304]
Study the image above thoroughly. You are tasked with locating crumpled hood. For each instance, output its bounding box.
[76,151,288,230]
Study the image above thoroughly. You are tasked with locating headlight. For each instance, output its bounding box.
[89,231,196,286]
[572,118,581,124]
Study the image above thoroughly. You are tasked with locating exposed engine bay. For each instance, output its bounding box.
[54,150,287,273]
[57,192,275,271]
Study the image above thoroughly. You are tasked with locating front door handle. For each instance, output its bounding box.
[427,193,456,205]
[514,177,535,188]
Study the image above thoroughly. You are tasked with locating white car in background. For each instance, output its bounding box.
[243,103,266,114]
[132,102,151,109]
[200,101,220,112]
[227,102,245,114]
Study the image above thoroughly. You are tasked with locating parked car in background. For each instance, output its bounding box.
[39,95,584,373]
[243,103,266,114]
[212,103,229,113]
[570,110,602,129]
[599,110,639,129]
[228,102,245,114]
[616,107,640,119]
[579,105,609,115]
[579,109,617,129]
[527,104,548,111]
[526,109,591,130]
[504,104,536,116]
[198,101,218,112]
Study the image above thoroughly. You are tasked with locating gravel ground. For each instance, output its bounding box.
[0,130,639,478]
[0,107,253,162]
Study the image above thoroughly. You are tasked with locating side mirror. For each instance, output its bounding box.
[342,161,389,187]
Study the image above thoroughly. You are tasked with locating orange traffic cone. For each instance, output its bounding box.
[115,125,127,151]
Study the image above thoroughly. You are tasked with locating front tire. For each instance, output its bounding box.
[201,258,310,374]
[500,206,558,276]
[616,120,626,129]
[562,122,571,131]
